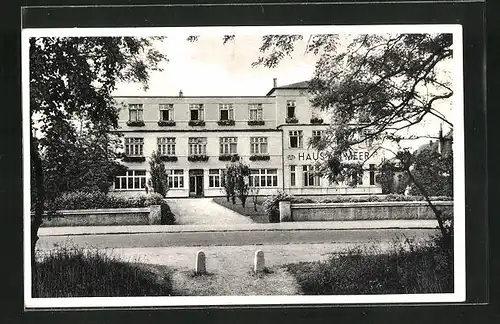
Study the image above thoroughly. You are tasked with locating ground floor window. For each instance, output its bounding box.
[249,169,278,187]
[168,169,184,188]
[209,169,225,188]
[114,170,146,190]
[290,165,296,186]
[303,165,321,187]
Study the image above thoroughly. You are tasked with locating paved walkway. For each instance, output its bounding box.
[166,198,254,225]
[38,219,439,236]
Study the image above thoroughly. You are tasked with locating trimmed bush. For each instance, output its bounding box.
[262,191,292,223]
[34,247,173,297]
[289,194,453,204]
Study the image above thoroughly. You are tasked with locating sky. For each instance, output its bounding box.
[113,35,318,97]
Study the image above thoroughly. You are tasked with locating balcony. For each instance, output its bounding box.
[123,156,146,162]
[217,119,235,126]
[248,120,265,126]
[126,120,145,127]
[159,155,178,162]
[158,120,176,127]
[249,154,270,161]
[310,117,324,124]
[188,155,209,162]
[285,117,298,124]
[219,154,240,162]
[188,120,206,127]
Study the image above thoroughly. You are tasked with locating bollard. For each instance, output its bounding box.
[254,250,265,273]
[195,250,206,275]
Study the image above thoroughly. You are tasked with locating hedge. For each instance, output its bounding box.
[290,194,453,204]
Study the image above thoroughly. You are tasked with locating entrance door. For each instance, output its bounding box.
[189,169,204,197]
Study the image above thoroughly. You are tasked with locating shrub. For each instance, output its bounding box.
[34,247,173,297]
[263,191,291,223]
[248,120,265,126]
[188,120,206,127]
[157,120,176,126]
[249,154,271,161]
[217,120,235,126]
[286,237,453,295]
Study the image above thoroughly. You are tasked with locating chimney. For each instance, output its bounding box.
[273,78,277,88]
[179,89,183,97]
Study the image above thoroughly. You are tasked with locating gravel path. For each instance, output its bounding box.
[166,198,254,225]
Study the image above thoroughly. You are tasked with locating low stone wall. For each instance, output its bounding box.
[38,206,162,227]
[279,201,453,222]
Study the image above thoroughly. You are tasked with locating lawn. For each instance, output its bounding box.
[212,197,269,223]
[285,237,453,295]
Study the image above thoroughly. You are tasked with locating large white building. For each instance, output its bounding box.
[112,79,383,198]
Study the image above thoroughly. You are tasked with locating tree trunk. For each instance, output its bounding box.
[30,134,45,293]
[406,168,449,243]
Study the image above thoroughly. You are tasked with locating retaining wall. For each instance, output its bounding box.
[38,206,162,227]
[279,201,453,222]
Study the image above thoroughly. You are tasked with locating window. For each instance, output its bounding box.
[159,104,174,121]
[289,131,303,148]
[312,130,324,142]
[219,104,234,121]
[249,104,263,121]
[188,137,207,156]
[250,137,268,154]
[290,165,296,186]
[220,137,237,154]
[369,164,375,185]
[249,169,278,187]
[303,165,321,187]
[190,104,204,121]
[114,170,146,190]
[167,169,184,188]
[287,100,296,118]
[158,137,176,155]
[128,104,143,122]
[209,169,226,188]
[125,138,144,156]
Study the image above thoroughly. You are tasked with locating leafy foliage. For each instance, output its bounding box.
[223,163,251,207]
[48,191,165,210]
[148,150,169,197]
[262,191,292,223]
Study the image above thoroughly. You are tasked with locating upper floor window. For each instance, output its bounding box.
[188,137,207,156]
[124,138,144,156]
[249,104,263,121]
[219,104,234,121]
[158,137,176,156]
[250,137,268,154]
[312,130,324,142]
[159,104,174,121]
[128,104,143,122]
[220,137,237,155]
[289,130,303,148]
[190,104,204,121]
[286,100,296,118]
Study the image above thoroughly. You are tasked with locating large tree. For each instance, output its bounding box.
[30,36,166,279]
[253,33,454,242]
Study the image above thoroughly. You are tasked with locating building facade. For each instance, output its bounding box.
[112,79,383,198]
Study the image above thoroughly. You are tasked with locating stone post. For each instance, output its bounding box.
[195,250,206,275]
[254,250,265,273]
[148,205,162,225]
[279,201,292,222]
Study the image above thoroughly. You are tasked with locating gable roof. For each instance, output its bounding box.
[266,80,310,96]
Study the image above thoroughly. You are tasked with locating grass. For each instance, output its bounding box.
[212,197,269,223]
[33,247,174,297]
[285,236,453,295]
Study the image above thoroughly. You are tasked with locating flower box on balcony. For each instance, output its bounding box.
[188,120,206,127]
[217,120,235,126]
[310,117,324,124]
[127,121,145,127]
[219,154,240,162]
[160,155,178,162]
[123,156,146,162]
[248,120,265,126]
[188,155,209,162]
[158,120,176,127]
[249,154,271,161]
[285,117,299,124]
